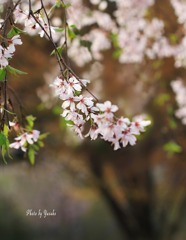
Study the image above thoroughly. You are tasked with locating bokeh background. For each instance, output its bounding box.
[1,0,186,239]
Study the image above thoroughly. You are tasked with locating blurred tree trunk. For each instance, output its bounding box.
[88,142,156,240]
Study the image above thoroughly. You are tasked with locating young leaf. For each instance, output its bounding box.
[163,141,182,154]
[50,46,63,56]
[169,33,178,44]
[39,132,49,140]
[0,132,6,146]
[70,24,77,29]
[55,0,62,8]
[1,145,8,164]
[113,49,122,59]
[7,65,27,76]
[0,68,6,81]
[3,124,9,137]
[3,125,11,159]
[28,146,36,165]
[0,125,11,163]
[68,28,76,41]
[61,3,71,8]
[111,33,119,48]
[37,140,44,148]
[111,33,122,59]
[7,26,24,38]
[54,27,65,32]
[26,115,36,130]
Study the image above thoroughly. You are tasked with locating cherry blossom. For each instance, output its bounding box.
[85,125,99,140]
[1,0,153,155]
[121,128,137,148]
[0,46,10,68]
[96,101,118,118]
[9,140,27,152]
[32,130,40,142]
[8,35,23,53]
[10,130,40,152]
[171,78,186,125]
[50,70,150,150]
[76,95,93,115]
[0,35,22,69]
[62,95,79,111]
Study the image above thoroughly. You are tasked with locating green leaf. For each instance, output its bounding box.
[0,133,6,146]
[0,125,11,163]
[54,27,65,32]
[52,105,62,115]
[1,145,8,164]
[110,33,122,59]
[55,0,62,8]
[32,144,40,151]
[3,124,9,137]
[0,68,6,81]
[7,65,27,76]
[55,0,71,8]
[7,26,24,38]
[26,115,36,130]
[113,49,122,59]
[68,28,76,41]
[39,133,49,140]
[60,117,73,130]
[70,24,76,29]
[155,93,170,106]
[28,146,36,165]
[111,33,120,48]
[61,3,71,8]
[50,46,63,56]
[169,33,178,44]
[37,141,44,147]
[163,141,182,154]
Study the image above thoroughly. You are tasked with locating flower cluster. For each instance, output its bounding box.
[2,0,153,154]
[9,129,40,152]
[9,121,40,152]
[50,75,151,150]
[13,5,55,38]
[0,35,22,69]
[10,0,174,68]
[11,0,186,69]
[171,0,186,27]
[11,1,153,149]
[171,79,186,125]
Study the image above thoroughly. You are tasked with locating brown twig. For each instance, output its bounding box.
[29,1,99,101]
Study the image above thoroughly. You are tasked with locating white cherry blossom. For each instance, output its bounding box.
[96,101,118,118]
[10,130,41,152]
[9,141,26,152]
[32,130,40,142]
[4,0,153,152]
[76,95,94,115]
[171,78,186,125]
[62,96,78,111]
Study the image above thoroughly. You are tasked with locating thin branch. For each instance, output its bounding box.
[8,86,26,125]
[29,2,99,101]
[29,10,65,74]
[40,0,53,39]
[0,0,22,31]
[60,0,69,65]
